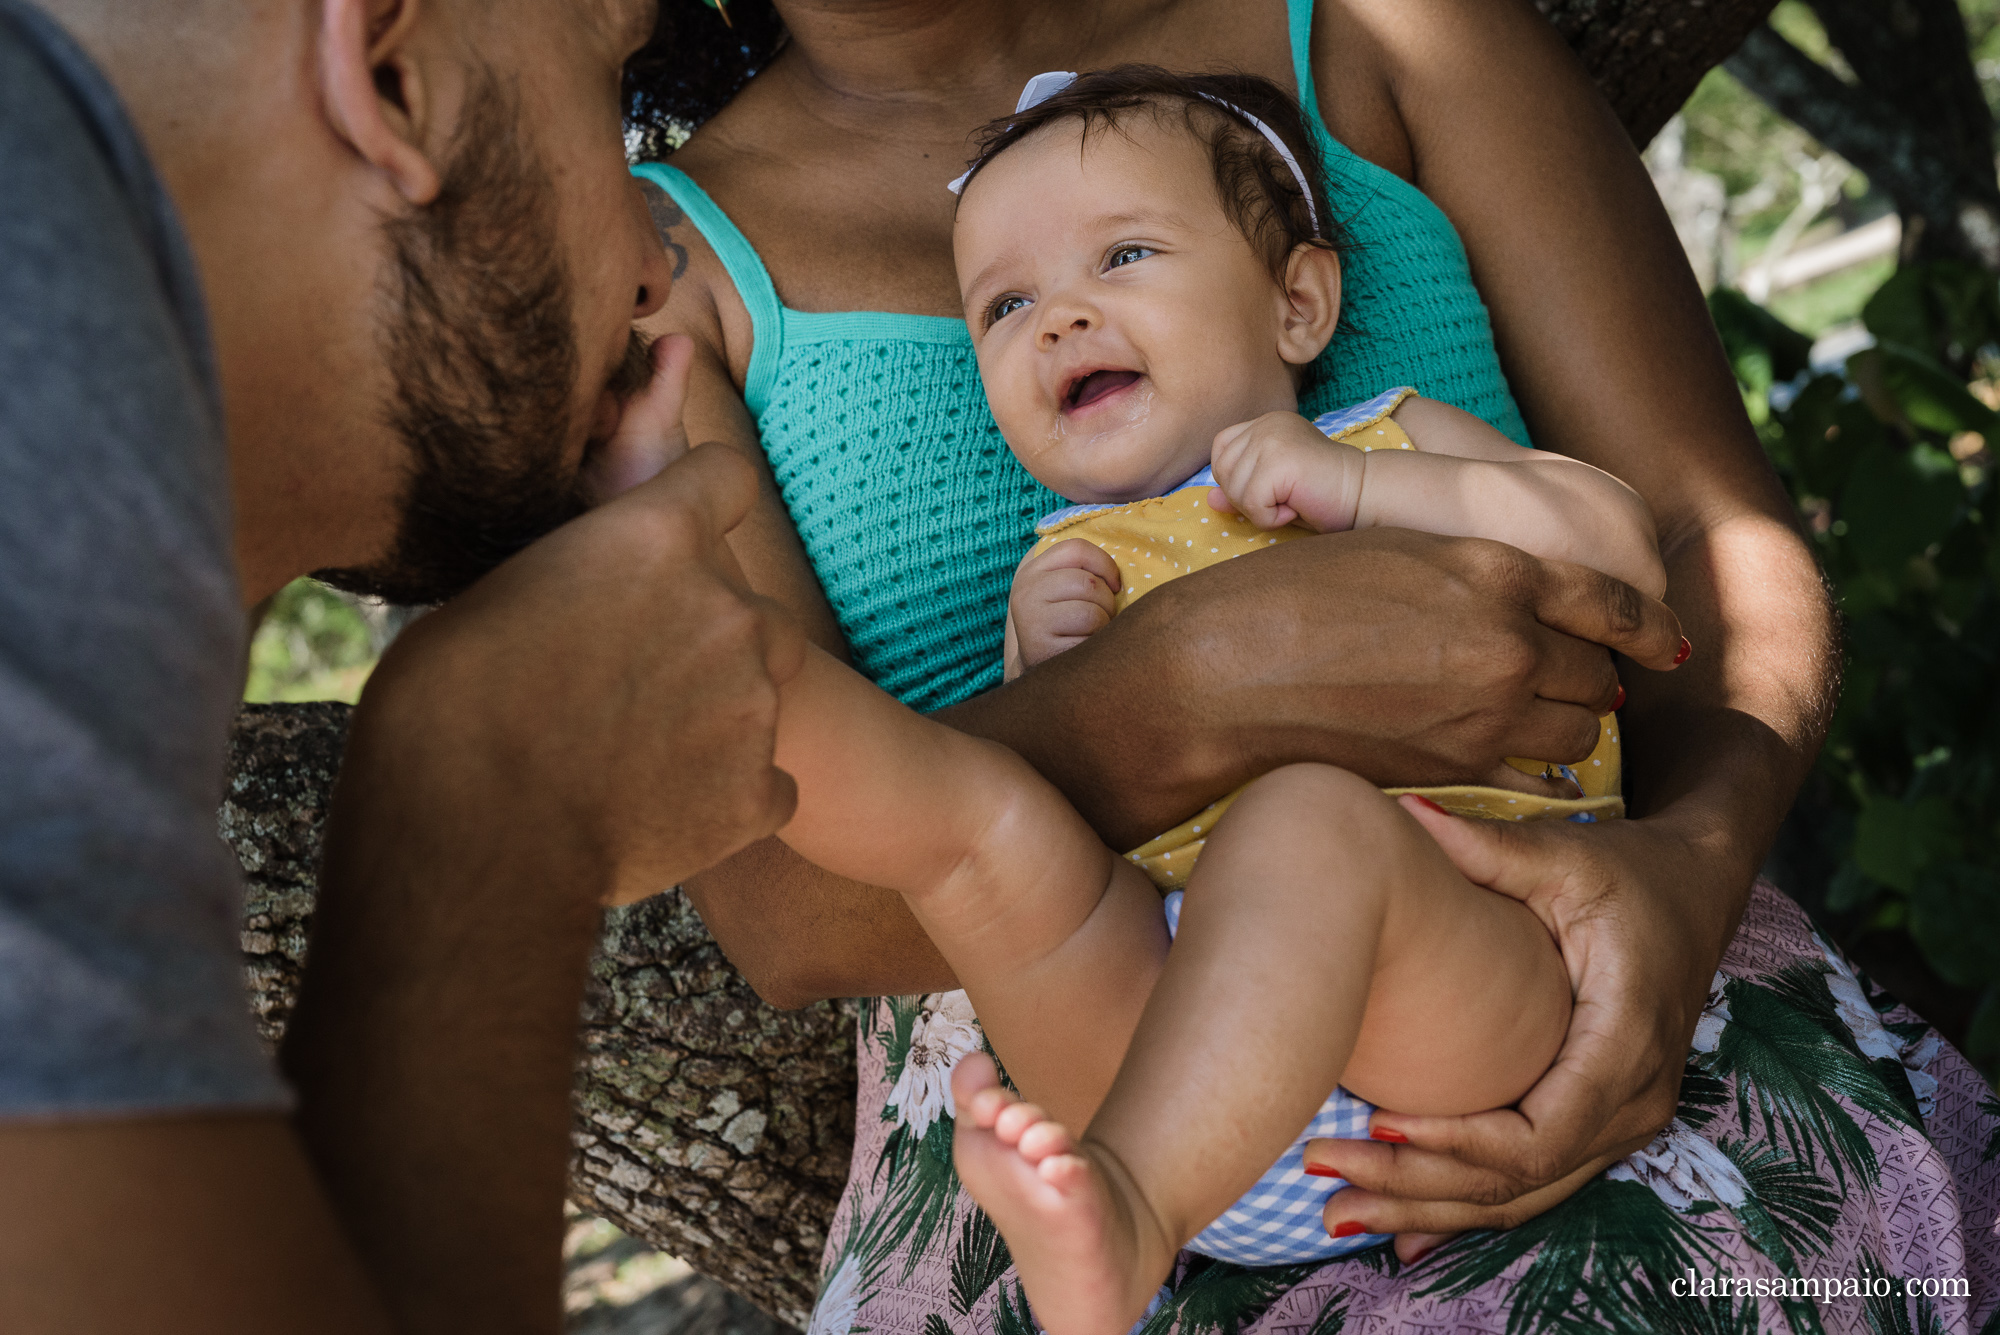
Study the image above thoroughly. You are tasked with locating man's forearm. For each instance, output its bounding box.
[280,698,606,1335]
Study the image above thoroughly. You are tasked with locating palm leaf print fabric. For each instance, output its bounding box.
[805,883,2000,1335]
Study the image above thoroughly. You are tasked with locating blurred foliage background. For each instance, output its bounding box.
[248,0,2000,1078]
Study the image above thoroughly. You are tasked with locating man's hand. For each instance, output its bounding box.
[364,438,804,904]
[1306,806,1720,1259]
[1208,410,1364,532]
[1007,538,1122,675]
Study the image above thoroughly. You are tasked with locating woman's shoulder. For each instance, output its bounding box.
[632,162,758,394]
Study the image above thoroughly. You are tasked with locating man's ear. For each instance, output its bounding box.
[1275,243,1342,369]
[320,0,441,205]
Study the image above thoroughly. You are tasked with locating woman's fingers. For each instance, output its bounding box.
[1314,1145,1637,1238]
[1519,551,1685,671]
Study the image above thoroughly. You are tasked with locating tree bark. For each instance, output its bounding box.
[1725,0,2000,268]
[220,7,1793,1319]
[1535,0,1780,146]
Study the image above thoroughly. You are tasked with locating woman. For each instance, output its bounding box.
[625,1,2000,1330]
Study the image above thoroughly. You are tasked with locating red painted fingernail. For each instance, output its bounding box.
[1369,1126,1408,1143]
[1406,795,1448,816]
[1303,1163,1341,1178]
[1673,637,1692,666]
[1611,684,1625,711]
[1331,1222,1367,1238]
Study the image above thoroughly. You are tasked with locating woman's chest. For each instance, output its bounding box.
[682,0,1348,317]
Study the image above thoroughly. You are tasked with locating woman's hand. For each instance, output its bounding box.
[1304,805,1731,1259]
[957,526,1684,850]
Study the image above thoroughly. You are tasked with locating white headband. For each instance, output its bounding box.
[947,70,1321,236]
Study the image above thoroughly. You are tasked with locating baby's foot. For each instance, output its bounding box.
[950,1055,1175,1335]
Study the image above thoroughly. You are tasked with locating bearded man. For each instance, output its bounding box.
[0,1,801,1331]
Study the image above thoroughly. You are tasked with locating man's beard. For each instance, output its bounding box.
[314,72,650,606]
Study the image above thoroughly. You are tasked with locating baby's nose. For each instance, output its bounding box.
[1041,314,1092,347]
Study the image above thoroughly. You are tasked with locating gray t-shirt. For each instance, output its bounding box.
[0,0,289,1116]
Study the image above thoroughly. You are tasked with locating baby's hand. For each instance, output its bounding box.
[1209,411,1365,532]
[1007,539,1122,674]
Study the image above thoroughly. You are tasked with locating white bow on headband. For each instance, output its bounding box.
[946,70,1321,236]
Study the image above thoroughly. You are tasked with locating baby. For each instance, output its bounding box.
[931,65,1681,1332]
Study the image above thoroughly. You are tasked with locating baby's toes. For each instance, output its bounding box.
[952,1055,1013,1129]
[1015,1116,1079,1165]
[993,1100,1051,1147]
[1034,1151,1094,1195]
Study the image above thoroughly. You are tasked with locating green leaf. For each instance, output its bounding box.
[948,1209,1011,1316]
[992,1280,1037,1335]
[1838,444,1965,571]
[1851,798,1962,894]
[1907,864,2000,987]
[1147,1257,1321,1335]
[1417,1178,1723,1335]
[1825,861,1881,913]
[1861,268,1938,355]
[1874,342,2000,437]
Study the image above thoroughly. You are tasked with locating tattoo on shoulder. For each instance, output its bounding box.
[638,179,690,280]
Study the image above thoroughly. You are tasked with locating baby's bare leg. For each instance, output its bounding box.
[955,763,1570,1335]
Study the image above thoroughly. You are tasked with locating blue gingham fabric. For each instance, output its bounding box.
[1308,384,1411,439]
[1160,891,1391,1265]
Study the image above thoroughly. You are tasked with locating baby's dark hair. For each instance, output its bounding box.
[956,65,1338,284]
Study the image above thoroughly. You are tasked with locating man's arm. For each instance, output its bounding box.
[280,444,805,1334]
[0,1119,392,1335]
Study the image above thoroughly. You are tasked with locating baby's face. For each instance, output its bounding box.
[956,115,1308,504]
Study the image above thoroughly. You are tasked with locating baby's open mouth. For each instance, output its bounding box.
[1063,368,1143,412]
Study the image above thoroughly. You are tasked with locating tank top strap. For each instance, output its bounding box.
[1285,0,1339,161]
[630,161,784,417]
[1283,0,1386,223]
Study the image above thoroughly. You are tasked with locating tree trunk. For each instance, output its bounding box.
[1725,0,2000,268]
[1535,0,1780,146]
[219,8,1791,1320]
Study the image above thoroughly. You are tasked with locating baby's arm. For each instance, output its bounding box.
[770,637,1166,1129]
[1005,538,1123,680]
[1210,399,1668,599]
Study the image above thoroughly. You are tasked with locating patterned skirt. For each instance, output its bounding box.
[808,883,2000,1335]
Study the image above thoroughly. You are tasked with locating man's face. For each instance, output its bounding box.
[317,0,668,605]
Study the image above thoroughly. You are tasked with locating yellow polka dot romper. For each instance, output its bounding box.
[1026,387,1625,891]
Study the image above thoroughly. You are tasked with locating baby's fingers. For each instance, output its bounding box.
[1030,538,1123,592]
[1034,566,1119,617]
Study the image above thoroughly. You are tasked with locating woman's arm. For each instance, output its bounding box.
[1297,0,1839,1235]
[639,204,959,1003]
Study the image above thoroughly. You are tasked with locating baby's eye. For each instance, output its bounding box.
[987,294,1031,326]
[1106,245,1156,270]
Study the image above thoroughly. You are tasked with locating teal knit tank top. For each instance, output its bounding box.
[634,0,1527,713]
